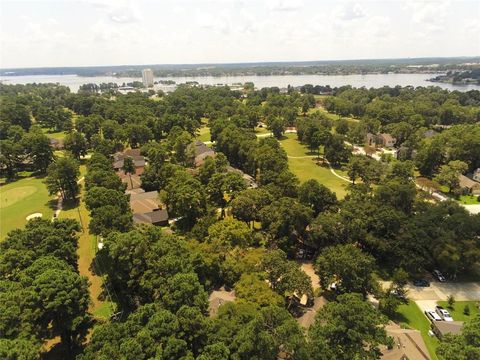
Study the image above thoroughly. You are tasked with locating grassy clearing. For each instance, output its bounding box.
[42,129,67,141]
[0,176,54,240]
[438,186,480,205]
[393,301,439,360]
[254,126,270,134]
[437,301,480,321]
[458,194,480,205]
[59,165,113,320]
[196,126,211,142]
[279,133,349,199]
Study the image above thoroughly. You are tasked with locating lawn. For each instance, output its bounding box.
[279,133,349,199]
[393,301,439,360]
[196,126,211,142]
[42,129,67,141]
[254,126,271,134]
[59,166,113,320]
[0,176,55,240]
[458,194,480,205]
[437,301,479,321]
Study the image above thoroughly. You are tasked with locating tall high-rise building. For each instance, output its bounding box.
[142,68,154,88]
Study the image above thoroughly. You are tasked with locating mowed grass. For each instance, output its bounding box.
[42,129,67,141]
[58,165,113,320]
[279,133,349,199]
[196,126,211,142]
[393,301,439,360]
[0,176,54,240]
[437,301,480,321]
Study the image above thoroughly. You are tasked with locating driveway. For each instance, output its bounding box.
[407,281,480,301]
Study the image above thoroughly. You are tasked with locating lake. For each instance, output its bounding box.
[1,73,478,92]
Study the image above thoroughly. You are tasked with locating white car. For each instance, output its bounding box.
[425,310,442,321]
[433,269,446,282]
[436,306,453,321]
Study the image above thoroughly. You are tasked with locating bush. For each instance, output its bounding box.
[463,305,470,316]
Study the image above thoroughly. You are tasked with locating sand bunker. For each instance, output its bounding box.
[26,213,43,221]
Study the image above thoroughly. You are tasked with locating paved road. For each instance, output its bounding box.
[407,281,480,301]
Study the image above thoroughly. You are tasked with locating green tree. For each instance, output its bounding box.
[64,131,88,160]
[260,197,313,255]
[234,273,284,308]
[437,314,480,360]
[0,139,23,179]
[46,157,80,201]
[308,293,389,360]
[207,219,253,251]
[315,244,378,297]
[122,156,136,190]
[434,160,469,193]
[298,179,337,216]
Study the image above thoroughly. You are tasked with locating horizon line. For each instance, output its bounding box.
[2,55,480,71]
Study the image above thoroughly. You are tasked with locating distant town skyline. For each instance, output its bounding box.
[1,0,479,69]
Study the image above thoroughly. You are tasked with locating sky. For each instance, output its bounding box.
[0,0,479,68]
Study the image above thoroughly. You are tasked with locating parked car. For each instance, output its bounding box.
[413,279,430,287]
[425,310,442,321]
[435,306,453,321]
[391,289,407,301]
[433,269,446,282]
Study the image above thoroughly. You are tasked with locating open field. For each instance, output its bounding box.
[58,165,113,320]
[0,176,54,240]
[42,129,67,140]
[393,301,439,360]
[196,126,211,142]
[280,133,349,198]
[437,300,479,321]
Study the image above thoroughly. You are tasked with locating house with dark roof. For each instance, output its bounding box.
[192,140,215,167]
[130,190,168,226]
[113,149,145,175]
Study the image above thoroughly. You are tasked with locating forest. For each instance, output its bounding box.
[1,82,479,360]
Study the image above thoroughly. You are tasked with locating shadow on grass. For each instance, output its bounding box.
[62,198,80,211]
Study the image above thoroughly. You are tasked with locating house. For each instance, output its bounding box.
[432,320,464,339]
[381,323,431,360]
[113,149,145,175]
[366,133,377,147]
[48,138,64,150]
[473,168,480,182]
[193,140,215,167]
[458,174,480,195]
[122,174,142,190]
[129,190,168,226]
[378,133,396,148]
[226,166,258,188]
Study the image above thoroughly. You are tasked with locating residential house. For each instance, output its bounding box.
[381,323,431,360]
[473,168,480,182]
[458,174,480,195]
[378,133,396,148]
[193,140,215,167]
[130,190,168,227]
[113,149,145,176]
[432,321,464,339]
[48,138,64,150]
[226,165,258,188]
